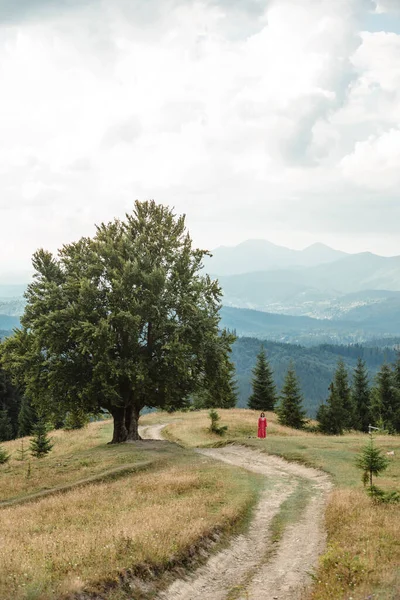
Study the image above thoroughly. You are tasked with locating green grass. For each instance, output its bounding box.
[268,477,315,545]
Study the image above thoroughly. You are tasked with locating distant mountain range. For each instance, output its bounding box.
[203,240,400,322]
[1,239,400,345]
[203,239,347,275]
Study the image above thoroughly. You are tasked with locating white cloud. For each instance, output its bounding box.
[1,0,400,276]
[341,128,400,189]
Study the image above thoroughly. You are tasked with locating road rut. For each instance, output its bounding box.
[139,425,331,600]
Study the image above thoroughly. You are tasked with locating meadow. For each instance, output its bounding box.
[0,410,399,599]
[0,420,262,600]
[141,409,400,600]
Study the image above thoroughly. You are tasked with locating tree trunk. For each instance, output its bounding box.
[109,404,142,443]
[110,406,128,443]
[125,404,142,441]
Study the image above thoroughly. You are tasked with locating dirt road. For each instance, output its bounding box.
[139,424,332,600]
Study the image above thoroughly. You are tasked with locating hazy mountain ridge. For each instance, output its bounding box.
[207,241,400,320]
[1,240,400,342]
[204,239,347,275]
[220,306,400,346]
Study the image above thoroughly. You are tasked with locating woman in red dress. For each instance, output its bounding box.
[258,412,267,438]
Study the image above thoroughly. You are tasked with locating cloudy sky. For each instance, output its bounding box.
[1,0,400,279]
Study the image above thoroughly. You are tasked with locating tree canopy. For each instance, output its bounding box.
[277,363,306,429]
[247,346,276,411]
[2,201,234,442]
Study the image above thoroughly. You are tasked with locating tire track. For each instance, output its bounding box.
[139,426,332,600]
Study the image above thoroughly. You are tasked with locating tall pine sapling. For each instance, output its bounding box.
[208,409,228,435]
[277,364,307,429]
[356,436,389,489]
[30,416,54,459]
[247,347,276,411]
[16,439,29,462]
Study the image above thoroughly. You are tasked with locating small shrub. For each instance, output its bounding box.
[368,485,400,504]
[209,409,228,436]
[0,445,10,465]
[63,409,89,431]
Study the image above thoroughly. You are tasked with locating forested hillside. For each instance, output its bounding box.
[231,337,398,416]
[220,305,400,345]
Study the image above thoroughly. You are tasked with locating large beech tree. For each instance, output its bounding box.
[2,201,234,443]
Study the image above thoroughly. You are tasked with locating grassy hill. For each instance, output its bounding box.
[0,419,260,600]
[1,411,398,600]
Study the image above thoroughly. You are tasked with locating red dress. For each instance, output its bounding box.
[258,417,267,438]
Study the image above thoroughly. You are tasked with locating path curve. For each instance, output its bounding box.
[139,424,332,600]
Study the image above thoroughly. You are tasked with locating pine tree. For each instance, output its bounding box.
[351,358,371,432]
[372,363,400,433]
[277,364,306,429]
[222,360,239,409]
[356,436,389,489]
[0,444,10,465]
[16,439,29,462]
[317,382,346,435]
[0,366,21,439]
[247,347,276,411]
[30,416,54,459]
[393,351,400,389]
[18,396,37,437]
[334,359,355,429]
[391,351,400,432]
[0,407,13,442]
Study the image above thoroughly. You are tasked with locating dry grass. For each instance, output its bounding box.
[0,432,261,600]
[143,410,400,487]
[310,489,400,600]
[142,408,313,447]
[0,421,167,502]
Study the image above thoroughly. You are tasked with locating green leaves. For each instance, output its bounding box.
[3,201,232,442]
